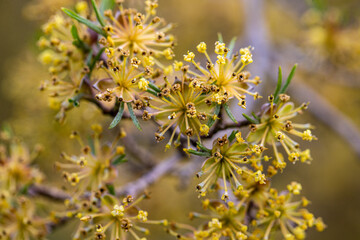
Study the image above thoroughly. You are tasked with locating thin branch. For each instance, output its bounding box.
[206,119,250,138]
[116,154,182,196]
[28,184,70,202]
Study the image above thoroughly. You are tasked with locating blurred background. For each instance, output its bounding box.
[0,0,360,239]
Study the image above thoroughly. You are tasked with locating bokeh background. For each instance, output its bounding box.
[1,0,360,239]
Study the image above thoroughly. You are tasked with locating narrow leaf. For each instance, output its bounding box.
[273,66,282,99]
[109,101,125,129]
[196,142,212,153]
[112,154,127,165]
[228,130,239,143]
[186,149,211,157]
[106,184,116,195]
[146,88,158,97]
[207,104,221,127]
[224,103,238,123]
[71,25,88,50]
[127,102,142,131]
[100,0,115,14]
[251,112,260,123]
[227,37,237,57]
[279,64,297,95]
[89,48,105,72]
[62,8,107,36]
[148,82,161,92]
[242,113,257,124]
[91,0,105,27]
[217,32,224,43]
[87,137,96,155]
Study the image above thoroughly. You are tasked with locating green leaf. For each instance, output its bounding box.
[91,0,105,27]
[109,101,125,129]
[228,130,239,143]
[127,102,142,131]
[196,142,212,153]
[146,88,158,97]
[103,194,115,205]
[217,33,224,43]
[227,37,237,58]
[19,184,31,195]
[251,112,260,123]
[186,149,211,157]
[87,137,96,155]
[71,25,88,50]
[273,66,282,100]
[100,0,115,14]
[224,103,238,123]
[279,64,297,95]
[62,8,107,36]
[148,82,161,93]
[207,104,221,128]
[242,113,257,124]
[106,184,116,196]
[89,48,105,72]
[112,154,127,165]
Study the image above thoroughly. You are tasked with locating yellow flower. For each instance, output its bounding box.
[200,124,210,136]
[184,51,195,62]
[111,204,125,217]
[208,218,222,229]
[216,55,226,65]
[197,42,207,53]
[215,41,226,54]
[138,77,149,91]
[173,60,183,71]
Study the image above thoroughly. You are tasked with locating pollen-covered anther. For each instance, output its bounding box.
[185,128,194,137]
[275,132,285,141]
[279,93,290,102]
[155,133,165,142]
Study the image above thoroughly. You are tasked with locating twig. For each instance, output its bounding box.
[206,119,250,138]
[116,154,182,196]
[28,184,70,202]
[122,134,156,169]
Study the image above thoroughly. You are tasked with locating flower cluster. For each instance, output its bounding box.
[0,129,50,240]
[193,133,264,201]
[38,8,91,123]
[0,129,44,193]
[247,95,315,171]
[29,1,327,240]
[166,181,325,240]
[100,0,175,62]
[71,193,167,240]
[55,124,126,197]
[184,41,261,108]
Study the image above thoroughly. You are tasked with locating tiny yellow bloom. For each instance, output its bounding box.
[173,60,183,71]
[235,132,245,143]
[111,204,125,217]
[208,218,222,229]
[216,55,226,65]
[184,51,195,62]
[196,42,207,53]
[200,124,210,136]
[215,41,226,54]
[302,130,314,141]
[75,1,88,14]
[138,78,149,91]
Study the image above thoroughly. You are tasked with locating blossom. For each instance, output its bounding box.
[100,1,175,62]
[194,134,263,200]
[147,76,215,149]
[183,41,261,109]
[55,125,124,196]
[75,194,167,240]
[247,98,316,171]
